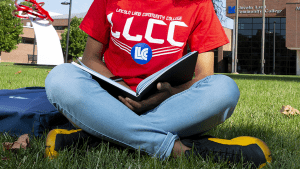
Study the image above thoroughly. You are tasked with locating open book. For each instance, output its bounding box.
[71,51,198,101]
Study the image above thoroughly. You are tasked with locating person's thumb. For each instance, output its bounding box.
[157,82,171,91]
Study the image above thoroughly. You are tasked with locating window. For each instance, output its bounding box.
[22,37,34,44]
[53,26,68,30]
[239,18,252,23]
[253,18,262,23]
[236,17,296,75]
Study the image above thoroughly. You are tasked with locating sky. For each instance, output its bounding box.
[22,0,94,15]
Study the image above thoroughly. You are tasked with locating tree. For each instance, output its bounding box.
[20,1,32,7]
[60,16,88,60]
[0,0,23,56]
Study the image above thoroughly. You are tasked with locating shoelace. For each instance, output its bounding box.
[12,0,53,22]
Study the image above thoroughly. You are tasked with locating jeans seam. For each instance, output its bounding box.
[194,75,211,88]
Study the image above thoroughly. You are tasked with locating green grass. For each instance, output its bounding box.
[0,62,53,89]
[1,64,300,168]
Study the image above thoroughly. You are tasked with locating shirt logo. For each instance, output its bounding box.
[131,43,152,64]
[107,13,188,47]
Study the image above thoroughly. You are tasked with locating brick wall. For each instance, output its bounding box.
[1,44,37,63]
[286,2,300,49]
[223,27,232,51]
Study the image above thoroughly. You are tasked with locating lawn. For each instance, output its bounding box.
[0,63,300,168]
[0,62,53,89]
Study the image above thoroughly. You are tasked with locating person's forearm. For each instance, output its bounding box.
[82,57,132,90]
[81,36,132,90]
[82,56,113,78]
[173,51,215,94]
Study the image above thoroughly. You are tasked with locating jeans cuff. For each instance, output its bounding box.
[154,132,179,160]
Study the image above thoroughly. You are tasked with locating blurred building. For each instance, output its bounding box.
[226,0,300,75]
[0,12,86,64]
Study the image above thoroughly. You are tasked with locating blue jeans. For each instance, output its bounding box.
[45,63,240,160]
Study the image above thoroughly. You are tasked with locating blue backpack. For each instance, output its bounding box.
[0,87,73,137]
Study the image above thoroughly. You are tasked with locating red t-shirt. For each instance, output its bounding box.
[80,0,229,91]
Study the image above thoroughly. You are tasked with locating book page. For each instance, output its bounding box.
[71,62,136,96]
[136,51,197,95]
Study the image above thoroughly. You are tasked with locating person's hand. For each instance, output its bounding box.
[118,82,180,115]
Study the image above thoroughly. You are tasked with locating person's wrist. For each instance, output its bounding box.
[172,86,183,95]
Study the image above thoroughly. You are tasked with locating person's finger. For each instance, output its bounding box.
[126,98,143,109]
[157,82,162,90]
[147,94,163,104]
[158,82,172,92]
[118,96,127,105]
[118,96,134,111]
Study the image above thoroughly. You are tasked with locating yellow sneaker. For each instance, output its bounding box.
[45,129,99,159]
[182,135,272,168]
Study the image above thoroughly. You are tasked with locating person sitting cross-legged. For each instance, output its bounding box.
[44,0,271,168]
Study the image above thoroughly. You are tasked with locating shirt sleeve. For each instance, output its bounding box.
[79,0,110,45]
[188,0,229,53]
